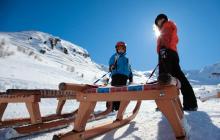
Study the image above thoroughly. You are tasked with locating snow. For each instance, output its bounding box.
[185,63,220,85]
[0,31,220,140]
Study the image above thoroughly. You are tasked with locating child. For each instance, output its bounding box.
[108,41,133,111]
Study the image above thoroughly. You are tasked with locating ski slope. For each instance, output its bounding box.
[0,31,220,140]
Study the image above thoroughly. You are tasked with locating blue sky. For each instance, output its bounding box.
[1,0,220,71]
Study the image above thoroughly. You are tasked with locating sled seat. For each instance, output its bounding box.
[54,83,186,140]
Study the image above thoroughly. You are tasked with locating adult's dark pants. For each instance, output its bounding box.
[107,74,128,111]
[159,48,198,109]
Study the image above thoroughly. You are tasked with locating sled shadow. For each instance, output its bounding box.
[100,121,141,140]
[156,114,175,140]
[157,111,220,140]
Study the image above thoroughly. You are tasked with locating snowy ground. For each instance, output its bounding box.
[0,31,220,140]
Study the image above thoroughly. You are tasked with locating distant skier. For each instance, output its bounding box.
[107,41,133,111]
[154,14,198,111]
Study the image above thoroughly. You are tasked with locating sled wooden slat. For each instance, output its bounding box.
[116,101,130,121]
[76,86,178,102]
[0,103,7,121]
[0,112,75,128]
[0,94,40,103]
[14,117,75,134]
[56,99,67,115]
[25,102,42,124]
[6,89,77,99]
[155,99,185,138]
[74,102,97,132]
[59,83,98,92]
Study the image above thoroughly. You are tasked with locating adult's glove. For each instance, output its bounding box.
[159,47,168,59]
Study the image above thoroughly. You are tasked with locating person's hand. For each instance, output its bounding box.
[109,65,115,72]
[159,48,168,59]
[102,78,109,86]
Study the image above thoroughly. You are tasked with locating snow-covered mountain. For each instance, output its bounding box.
[186,63,220,85]
[0,31,109,91]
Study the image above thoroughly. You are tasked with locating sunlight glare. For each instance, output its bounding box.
[153,24,160,38]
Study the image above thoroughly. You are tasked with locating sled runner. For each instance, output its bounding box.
[53,81,186,140]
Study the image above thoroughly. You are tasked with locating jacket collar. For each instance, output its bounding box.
[115,52,126,56]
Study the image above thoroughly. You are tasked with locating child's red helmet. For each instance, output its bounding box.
[115,41,127,51]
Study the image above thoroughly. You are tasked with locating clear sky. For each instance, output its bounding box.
[1,0,220,71]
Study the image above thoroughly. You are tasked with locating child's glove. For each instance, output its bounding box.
[109,65,115,72]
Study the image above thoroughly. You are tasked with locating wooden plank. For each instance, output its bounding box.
[6,89,77,99]
[116,101,130,121]
[59,83,98,91]
[77,86,179,102]
[155,99,185,138]
[6,89,41,95]
[74,102,96,131]
[56,99,66,115]
[25,102,42,124]
[0,95,40,103]
[174,97,184,119]
[0,112,75,128]
[14,117,75,134]
[0,103,7,121]
[40,90,77,98]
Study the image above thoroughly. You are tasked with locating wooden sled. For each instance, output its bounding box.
[0,83,113,138]
[53,82,186,140]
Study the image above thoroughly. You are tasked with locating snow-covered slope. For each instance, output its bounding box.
[186,63,220,85]
[0,31,107,91]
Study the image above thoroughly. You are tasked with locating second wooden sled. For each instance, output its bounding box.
[0,83,113,138]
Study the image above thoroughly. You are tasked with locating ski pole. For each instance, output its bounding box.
[93,72,110,84]
[146,64,159,83]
